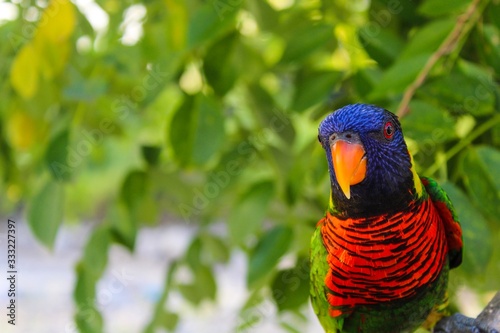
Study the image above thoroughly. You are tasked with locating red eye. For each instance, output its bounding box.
[384,121,394,140]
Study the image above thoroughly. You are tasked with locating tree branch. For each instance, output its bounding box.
[434,291,500,333]
[396,0,486,118]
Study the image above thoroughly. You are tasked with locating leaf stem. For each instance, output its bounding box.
[396,0,489,118]
[424,114,500,176]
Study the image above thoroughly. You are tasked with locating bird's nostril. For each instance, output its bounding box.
[346,134,352,139]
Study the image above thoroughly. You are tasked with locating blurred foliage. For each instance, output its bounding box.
[1,0,500,332]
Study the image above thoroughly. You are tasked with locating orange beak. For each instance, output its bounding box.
[331,140,367,199]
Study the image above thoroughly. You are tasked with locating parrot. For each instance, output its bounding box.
[310,103,465,333]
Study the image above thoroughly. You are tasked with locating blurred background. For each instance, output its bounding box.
[0,0,500,332]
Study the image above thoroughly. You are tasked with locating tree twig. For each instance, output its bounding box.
[396,0,485,118]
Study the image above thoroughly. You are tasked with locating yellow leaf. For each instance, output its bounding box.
[35,38,70,79]
[10,43,39,99]
[7,111,37,150]
[37,0,76,44]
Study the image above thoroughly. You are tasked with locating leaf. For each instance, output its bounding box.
[46,129,71,181]
[120,170,149,211]
[10,43,39,98]
[228,181,275,245]
[159,311,179,331]
[247,225,293,287]
[37,0,76,43]
[420,62,495,116]
[187,2,239,48]
[272,257,310,311]
[418,0,470,17]
[461,146,500,220]
[441,182,492,276]
[178,264,217,305]
[369,54,429,98]
[292,70,342,112]
[280,24,333,64]
[141,145,162,166]
[400,100,456,144]
[169,94,226,166]
[480,24,500,76]
[358,28,404,68]
[246,0,279,31]
[399,19,455,60]
[203,32,240,96]
[81,225,111,277]
[201,233,230,263]
[246,83,295,144]
[27,179,65,249]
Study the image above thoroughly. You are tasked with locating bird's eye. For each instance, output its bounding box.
[383,121,394,140]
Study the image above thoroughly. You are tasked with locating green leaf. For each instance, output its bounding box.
[228,181,275,245]
[169,94,226,166]
[247,83,295,144]
[280,24,333,64]
[370,54,429,98]
[178,264,217,305]
[82,225,111,277]
[45,129,71,181]
[247,225,293,287]
[441,182,492,276]
[188,3,239,48]
[272,257,310,311]
[461,146,500,220]
[120,170,149,210]
[480,24,500,76]
[358,28,404,68]
[292,70,342,112]
[399,19,455,60]
[418,0,470,17]
[420,62,495,116]
[141,145,162,166]
[201,233,230,263]
[159,311,179,331]
[400,100,456,143]
[246,0,279,31]
[27,179,65,249]
[203,32,240,96]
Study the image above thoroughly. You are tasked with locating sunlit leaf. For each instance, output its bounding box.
[10,43,39,98]
[247,225,293,287]
[37,0,76,43]
[28,179,65,249]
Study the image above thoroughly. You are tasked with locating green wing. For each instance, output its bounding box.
[310,218,343,333]
[421,176,463,269]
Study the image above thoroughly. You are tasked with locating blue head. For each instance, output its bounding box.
[318,104,415,217]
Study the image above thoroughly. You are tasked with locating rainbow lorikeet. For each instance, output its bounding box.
[310,104,464,333]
